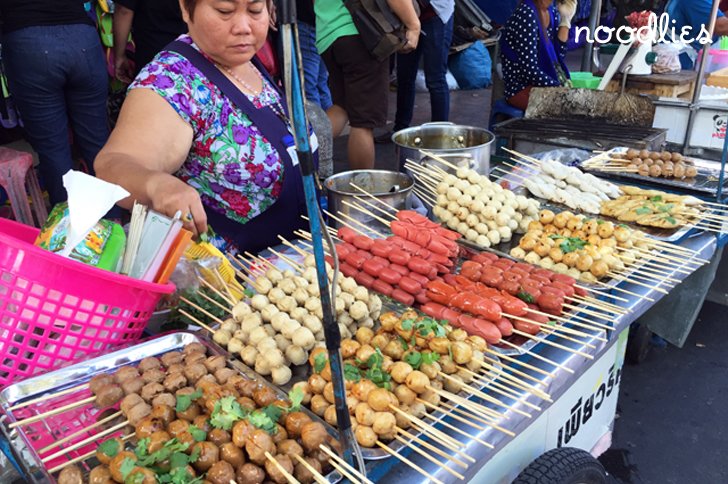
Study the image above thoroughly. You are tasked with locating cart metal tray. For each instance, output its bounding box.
[580,147,728,196]
[0,331,342,484]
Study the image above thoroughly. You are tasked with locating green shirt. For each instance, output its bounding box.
[314,0,359,54]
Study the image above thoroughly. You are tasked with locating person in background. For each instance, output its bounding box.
[386,0,454,148]
[315,0,421,170]
[112,0,188,82]
[0,0,109,206]
[297,0,333,110]
[666,0,728,68]
[501,0,575,111]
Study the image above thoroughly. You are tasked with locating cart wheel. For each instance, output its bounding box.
[512,447,607,484]
[626,323,652,364]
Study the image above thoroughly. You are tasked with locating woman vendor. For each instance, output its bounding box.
[501,0,576,110]
[95,0,315,253]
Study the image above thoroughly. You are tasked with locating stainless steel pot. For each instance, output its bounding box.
[393,122,495,175]
[324,170,414,231]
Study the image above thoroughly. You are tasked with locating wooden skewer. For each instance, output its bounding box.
[292,454,328,484]
[425,385,508,423]
[323,209,386,239]
[412,183,439,201]
[437,400,516,437]
[9,396,96,429]
[319,445,373,484]
[352,195,397,220]
[590,279,655,302]
[179,296,226,325]
[327,460,362,484]
[606,272,671,293]
[342,200,393,227]
[318,211,369,238]
[38,410,123,454]
[637,237,708,260]
[265,451,301,484]
[614,249,692,275]
[41,420,129,463]
[508,313,600,344]
[571,295,628,313]
[556,308,613,332]
[397,425,470,468]
[178,309,216,334]
[478,358,548,388]
[532,323,598,349]
[245,251,279,272]
[199,277,236,307]
[212,267,236,302]
[519,308,609,335]
[458,366,551,402]
[195,290,233,316]
[420,411,495,449]
[406,164,444,188]
[483,348,556,378]
[502,147,541,165]
[388,405,464,449]
[405,418,469,457]
[436,373,531,417]
[413,187,437,207]
[404,158,446,179]
[348,182,402,211]
[443,368,543,411]
[576,284,630,303]
[414,398,488,436]
[47,434,134,474]
[376,440,447,484]
[428,388,517,436]
[461,368,544,407]
[418,151,462,171]
[268,247,305,273]
[393,434,466,480]
[620,262,682,283]
[511,329,594,359]
[7,384,89,413]
[498,339,576,373]
[231,266,258,289]
[561,304,616,325]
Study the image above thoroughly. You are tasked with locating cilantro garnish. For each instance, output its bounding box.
[665,216,677,225]
[400,319,414,331]
[405,351,423,370]
[187,425,207,442]
[423,352,440,366]
[248,408,278,434]
[366,348,384,369]
[635,207,652,215]
[134,438,149,459]
[137,439,189,467]
[344,363,362,382]
[313,352,328,374]
[99,438,121,458]
[560,237,588,254]
[398,336,409,350]
[517,291,535,304]
[210,396,246,430]
[288,387,304,411]
[651,195,663,202]
[413,318,447,338]
[120,457,136,481]
[175,389,202,413]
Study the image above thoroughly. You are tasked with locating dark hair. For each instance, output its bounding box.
[182,0,198,20]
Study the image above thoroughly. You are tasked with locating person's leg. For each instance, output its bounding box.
[316,57,333,112]
[2,26,74,205]
[422,15,454,122]
[321,42,348,137]
[297,21,324,108]
[64,25,110,177]
[393,46,423,132]
[347,127,375,170]
[327,104,348,137]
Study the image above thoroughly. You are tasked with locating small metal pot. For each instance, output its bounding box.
[324,170,414,231]
[393,122,495,174]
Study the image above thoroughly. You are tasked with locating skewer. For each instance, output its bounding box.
[179,296,226,325]
[435,373,531,416]
[231,265,258,289]
[7,384,89,413]
[404,158,448,180]
[376,441,446,484]
[413,187,437,207]
[328,460,362,484]
[511,329,594,359]
[277,237,312,259]
[38,410,123,454]
[414,398,489,436]
[528,324,597,349]
[590,279,655,302]
[327,208,388,238]
[319,445,373,484]
[419,411,495,449]
[464,370,544,407]
[8,396,96,429]
[458,366,551,401]
[613,248,693,275]
[245,251,279,272]
[342,200,393,227]
[352,195,397,220]
[268,247,305,272]
[637,237,708,260]
[47,434,134,474]
[388,405,465,449]
[318,211,370,239]
[483,348,555,378]
[606,272,671,293]
[195,290,233,315]
[199,277,236,307]
[558,308,614,331]
[428,388,516,436]
[619,262,681,283]
[520,308,609,335]
[212,267,236,302]
[571,295,628,313]
[561,303,617,325]
[178,309,216,334]
[477,358,548,387]
[236,253,266,277]
[265,451,301,484]
[501,148,541,165]
[441,369,542,412]
[348,183,399,212]
[497,339,576,373]
[435,399,514,438]
[405,161,445,186]
[424,385,509,423]
[418,151,462,171]
[393,434,466,480]
[293,454,329,484]
[396,426,470,468]
[41,420,129,463]
[508,313,601,344]
[576,284,630,303]
[405,419,470,457]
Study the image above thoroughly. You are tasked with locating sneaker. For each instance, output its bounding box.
[374,130,394,144]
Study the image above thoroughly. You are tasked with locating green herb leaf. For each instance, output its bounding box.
[548,234,565,239]
[188,425,207,442]
[134,438,149,459]
[651,195,663,202]
[138,439,190,467]
[288,387,304,411]
[422,352,440,366]
[596,219,605,225]
[405,351,423,370]
[401,319,415,330]
[120,457,136,481]
[366,348,384,369]
[175,389,202,413]
[344,363,362,382]
[248,409,278,434]
[189,446,201,464]
[99,438,121,458]
[210,396,247,430]
[398,335,409,350]
[665,216,677,225]
[547,321,557,327]
[127,472,146,484]
[635,207,652,215]
[516,291,535,304]
[313,352,328,374]
[169,451,189,470]
[659,203,674,213]
[262,404,284,425]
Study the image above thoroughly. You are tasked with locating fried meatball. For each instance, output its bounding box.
[96,437,124,465]
[184,342,206,355]
[284,411,312,438]
[237,463,265,484]
[88,465,114,484]
[208,428,232,447]
[167,419,189,438]
[150,404,175,424]
[163,373,187,393]
[233,419,256,448]
[89,374,113,394]
[120,393,144,414]
[192,441,220,472]
[184,351,207,366]
[141,368,165,385]
[57,465,84,484]
[114,367,140,384]
[300,421,328,453]
[246,429,277,466]
[214,367,237,385]
[134,416,166,440]
[152,392,176,409]
[126,402,152,426]
[183,363,207,384]
[109,451,137,483]
[252,386,278,408]
[161,351,184,367]
[220,441,246,468]
[204,355,226,373]
[206,460,236,484]
[95,384,124,408]
[176,402,201,422]
[147,430,171,453]
[265,454,295,484]
[294,456,323,484]
[140,382,164,402]
[138,356,162,372]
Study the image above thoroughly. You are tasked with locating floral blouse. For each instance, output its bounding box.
[129,35,284,225]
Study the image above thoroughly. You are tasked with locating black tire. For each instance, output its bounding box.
[626,323,652,365]
[512,447,607,484]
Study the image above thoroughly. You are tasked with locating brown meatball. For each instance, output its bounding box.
[246,429,277,465]
[126,467,156,484]
[140,382,164,402]
[252,386,278,407]
[196,374,218,390]
[89,374,113,394]
[309,395,328,417]
[193,415,211,432]
[205,354,226,372]
[166,363,185,375]
[121,378,144,396]
[163,373,187,393]
[109,451,137,483]
[126,402,152,426]
[114,366,140,384]
[192,441,220,472]
[96,436,125,465]
[185,351,207,366]
[295,457,323,484]
[88,465,114,484]
[206,460,236,484]
[237,463,265,484]
[265,454,294,484]
[232,419,256,447]
[184,342,206,355]
[177,430,196,450]
[284,412,312,438]
[138,356,162,372]
[167,419,189,438]
[161,351,184,367]
[152,393,176,409]
[215,367,237,385]
[142,368,166,384]
[277,439,304,458]
[237,396,257,412]
[184,363,208,384]
[95,384,124,408]
[271,424,288,444]
[208,428,232,447]
[57,464,83,484]
[134,416,166,440]
[236,379,260,398]
[220,441,246,468]
[147,430,171,453]
[176,402,201,422]
[300,422,328,453]
[120,393,144,414]
[225,374,246,390]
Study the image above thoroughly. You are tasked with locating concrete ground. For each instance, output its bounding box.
[331,85,728,484]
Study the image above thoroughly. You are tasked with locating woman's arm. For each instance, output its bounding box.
[95,89,208,235]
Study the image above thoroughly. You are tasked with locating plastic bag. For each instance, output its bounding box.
[652,43,682,74]
[448,41,492,89]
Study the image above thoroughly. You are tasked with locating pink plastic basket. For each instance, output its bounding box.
[0,217,175,386]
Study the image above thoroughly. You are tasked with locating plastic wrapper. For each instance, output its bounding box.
[653,43,682,74]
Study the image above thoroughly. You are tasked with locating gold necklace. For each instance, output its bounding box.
[217,62,289,124]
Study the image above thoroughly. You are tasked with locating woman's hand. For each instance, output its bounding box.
[146,172,208,237]
[401,26,421,53]
[557,0,577,28]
